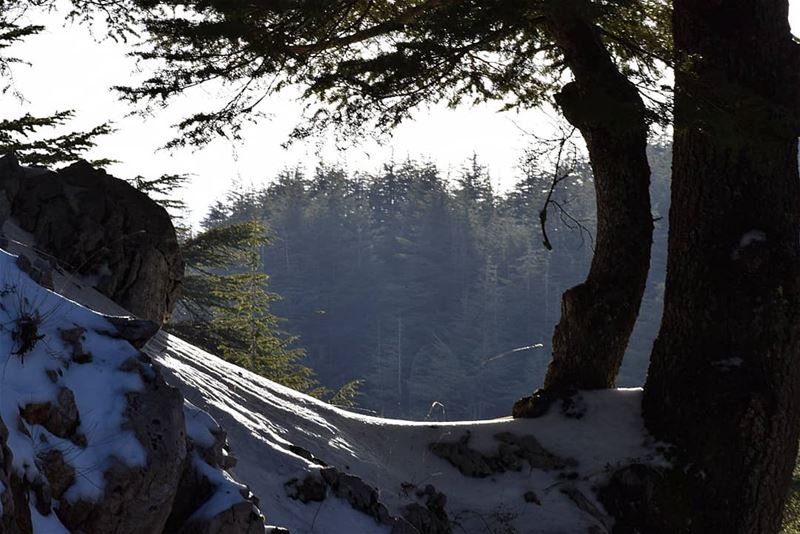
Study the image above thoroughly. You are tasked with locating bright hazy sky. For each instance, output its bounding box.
[6,2,800,226]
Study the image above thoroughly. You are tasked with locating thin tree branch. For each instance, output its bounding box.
[538,126,576,250]
[286,0,462,56]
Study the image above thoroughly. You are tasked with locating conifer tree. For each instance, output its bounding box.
[171,220,321,394]
[641,1,800,529]
[206,156,607,419]
[110,0,669,403]
[0,5,113,165]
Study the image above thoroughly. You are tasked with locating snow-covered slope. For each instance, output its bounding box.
[0,249,147,531]
[0,248,265,533]
[147,333,664,534]
[0,220,664,533]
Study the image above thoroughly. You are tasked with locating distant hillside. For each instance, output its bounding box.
[202,146,671,419]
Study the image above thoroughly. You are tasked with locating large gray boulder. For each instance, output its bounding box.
[0,155,183,324]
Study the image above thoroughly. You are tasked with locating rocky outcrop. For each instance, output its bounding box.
[0,155,183,324]
[283,444,451,534]
[0,248,265,533]
[166,401,264,534]
[0,418,32,534]
[429,430,577,478]
[54,356,187,533]
[177,501,266,534]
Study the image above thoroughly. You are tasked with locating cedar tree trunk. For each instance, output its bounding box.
[642,1,800,531]
[514,0,653,416]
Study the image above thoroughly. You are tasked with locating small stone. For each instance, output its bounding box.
[15,254,54,290]
[73,351,92,364]
[20,402,52,427]
[119,357,144,374]
[319,467,339,486]
[524,490,541,504]
[20,388,82,442]
[30,475,52,515]
[71,433,88,448]
[428,434,493,478]
[495,432,577,470]
[59,327,92,363]
[38,449,75,498]
[512,389,554,418]
[59,327,85,344]
[284,475,327,503]
[175,500,265,534]
[287,444,326,466]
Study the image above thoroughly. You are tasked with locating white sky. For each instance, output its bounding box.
[5,2,800,226]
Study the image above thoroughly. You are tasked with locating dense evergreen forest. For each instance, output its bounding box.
[194,143,671,420]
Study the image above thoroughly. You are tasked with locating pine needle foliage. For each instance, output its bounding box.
[170,220,319,392]
[129,173,190,212]
[122,173,314,390]
[172,219,361,404]
[0,4,112,165]
[128,173,191,236]
[124,175,359,403]
[190,267,318,393]
[0,112,113,166]
[109,0,671,147]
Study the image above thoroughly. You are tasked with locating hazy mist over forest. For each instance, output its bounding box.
[195,144,672,419]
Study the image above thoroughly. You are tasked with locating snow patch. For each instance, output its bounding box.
[740,230,767,248]
[188,451,249,521]
[184,399,219,449]
[0,248,148,527]
[29,503,70,533]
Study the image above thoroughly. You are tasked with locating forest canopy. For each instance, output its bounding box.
[104,0,672,146]
[196,147,670,419]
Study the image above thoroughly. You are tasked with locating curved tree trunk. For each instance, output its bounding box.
[514,0,653,416]
[642,1,800,531]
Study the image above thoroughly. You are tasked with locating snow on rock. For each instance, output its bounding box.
[0,248,266,533]
[147,332,666,534]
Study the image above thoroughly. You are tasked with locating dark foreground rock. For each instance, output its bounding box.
[597,463,692,534]
[0,155,183,324]
[284,445,452,534]
[429,430,577,478]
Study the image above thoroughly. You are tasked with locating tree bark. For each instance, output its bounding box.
[642,1,800,532]
[514,0,653,416]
